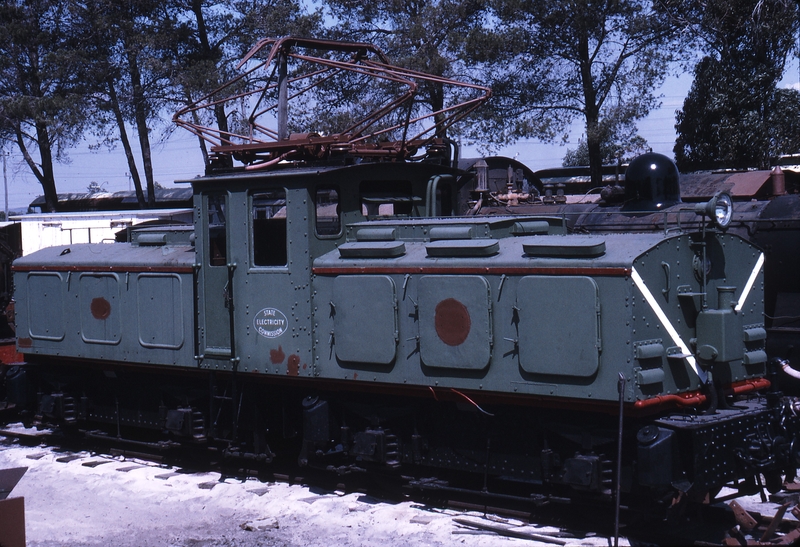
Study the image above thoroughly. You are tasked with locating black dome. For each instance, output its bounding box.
[622,152,681,211]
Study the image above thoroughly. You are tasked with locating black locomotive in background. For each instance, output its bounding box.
[0,38,799,526]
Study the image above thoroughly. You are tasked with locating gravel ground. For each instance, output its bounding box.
[0,431,630,547]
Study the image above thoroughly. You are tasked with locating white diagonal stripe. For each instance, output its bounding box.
[631,267,706,382]
[735,253,764,312]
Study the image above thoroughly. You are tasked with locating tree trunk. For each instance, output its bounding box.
[585,117,604,186]
[127,49,156,207]
[191,0,230,153]
[15,122,58,212]
[577,26,604,187]
[187,91,210,167]
[429,81,446,139]
[107,77,147,208]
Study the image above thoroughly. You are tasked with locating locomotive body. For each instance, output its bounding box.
[8,155,799,504]
[12,165,766,406]
[4,37,800,513]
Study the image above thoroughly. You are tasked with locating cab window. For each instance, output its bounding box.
[251,190,287,267]
[315,186,341,237]
[207,193,227,267]
[360,180,416,217]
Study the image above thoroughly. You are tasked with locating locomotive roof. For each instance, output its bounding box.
[177,159,464,186]
[315,226,682,271]
[28,188,193,212]
[12,239,195,272]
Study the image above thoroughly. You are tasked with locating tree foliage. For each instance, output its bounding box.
[0,0,91,212]
[3,0,800,205]
[169,0,321,164]
[475,0,680,184]
[1,0,319,209]
[562,122,649,167]
[668,0,800,171]
[313,0,487,141]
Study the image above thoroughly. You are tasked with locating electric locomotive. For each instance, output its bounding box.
[4,38,800,511]
[8,142,800,504]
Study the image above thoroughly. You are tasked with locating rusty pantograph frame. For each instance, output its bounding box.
[173,36,492,168]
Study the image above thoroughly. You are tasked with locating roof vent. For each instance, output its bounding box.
[426,239,499,257]
[338,241,405,258]
[523,237,605,258]
[356,227,397,241]
[429,226,474,240]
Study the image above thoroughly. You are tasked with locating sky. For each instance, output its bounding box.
[1,63,797,213]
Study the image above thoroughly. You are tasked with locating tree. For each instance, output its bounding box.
[73,0,177,208]
[669,0,800,171]
[317,0,487,140]
[562,121,649,167]
[769,87,800,157]
[478,0,680,185]
[169,0,321,166]
[76,0,319,208]
[0,0,90,212]
[87,181,108,195]
[676,57,800,170]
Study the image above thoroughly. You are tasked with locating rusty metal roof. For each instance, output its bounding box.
[28,189,193,211]
[679,170,772,200]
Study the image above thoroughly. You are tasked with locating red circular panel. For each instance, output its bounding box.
[90,297,111,320]
[435,298,471,346]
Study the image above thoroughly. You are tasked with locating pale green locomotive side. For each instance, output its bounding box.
[310,224,767,405]
[14,171,766,407]
[10,157,795,502]
[7,35,799,510]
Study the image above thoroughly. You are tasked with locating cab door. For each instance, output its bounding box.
[199,192,232,358]
[236,187,298,374]
[229,187,313,376]
[198,186,314,373]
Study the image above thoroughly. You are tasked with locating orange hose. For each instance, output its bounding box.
[633,378,770,411]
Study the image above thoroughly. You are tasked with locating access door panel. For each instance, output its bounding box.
[418,275,491,370]
[517,276,600,377]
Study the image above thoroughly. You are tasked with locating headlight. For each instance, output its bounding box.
[695,191,733,228]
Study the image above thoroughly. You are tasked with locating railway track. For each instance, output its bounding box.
[0,423,797,546]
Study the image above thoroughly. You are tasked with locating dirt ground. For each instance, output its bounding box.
[0,431,630,547]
